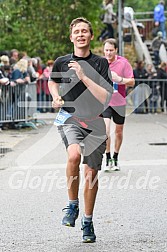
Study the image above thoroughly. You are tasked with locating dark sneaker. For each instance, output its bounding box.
[81,219,96,243]
[62,204,79,227]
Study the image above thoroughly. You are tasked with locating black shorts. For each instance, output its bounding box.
[102,106,125,125]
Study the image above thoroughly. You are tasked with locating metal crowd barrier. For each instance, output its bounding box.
[0,84,27,124]
[0,80,53,128]
[126,79,167,114]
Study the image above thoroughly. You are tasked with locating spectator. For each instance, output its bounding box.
[133,61,149,113]
[11,59,30,84]
[99,0,116,41]
[9,49,19,67]
[18,51,28,60]
[35,57,45,112]
[133,61,148,85]
[0,69,10,121]
[41,60,54,112]
[146,64,157,79]
[9,59,30,119]
[151,31,167,66]
[146,64,159,113]
[0,55,10,67]
[154,0,166,39]
[3,65,12,80]
[0,69,9,86]
[27,58,39,82]
[157,62,167,112]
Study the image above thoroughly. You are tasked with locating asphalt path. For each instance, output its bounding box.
[0,113,167,252]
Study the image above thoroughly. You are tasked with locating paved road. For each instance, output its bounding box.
[0,113,167,252]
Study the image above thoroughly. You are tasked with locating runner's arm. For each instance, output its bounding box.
[68,60,111,105]
[48,80,64,108]
[111,71,135,87]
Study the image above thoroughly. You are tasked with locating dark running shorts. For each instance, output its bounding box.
[57,117,107,170]
[102,106,125,125]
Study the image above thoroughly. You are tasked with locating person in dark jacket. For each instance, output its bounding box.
[151,31,167,66]
[133,61,149,113]
[157,61,167,112]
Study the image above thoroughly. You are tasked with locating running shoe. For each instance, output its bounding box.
[110,159,120,171]
[81,219,96,243]
[104,158,113,172]
[62,204,79,227]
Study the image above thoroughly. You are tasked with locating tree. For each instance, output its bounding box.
[0,0,159,61]
[0,0,102,61]
[122,0,158,12]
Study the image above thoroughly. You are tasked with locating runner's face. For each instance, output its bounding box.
[104,43,117,62]
[70,22,94,49]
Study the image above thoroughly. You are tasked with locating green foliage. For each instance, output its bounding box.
[123,0,158,12]
[0,0,158,61]
[0,0,102,61]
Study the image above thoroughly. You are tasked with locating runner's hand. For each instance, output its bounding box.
[111,71,120,82]
[52,96,64,108]
[68,61,85,80]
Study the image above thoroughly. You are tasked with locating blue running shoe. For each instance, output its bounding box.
[81,219,96,243]
[62,204,79,227]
